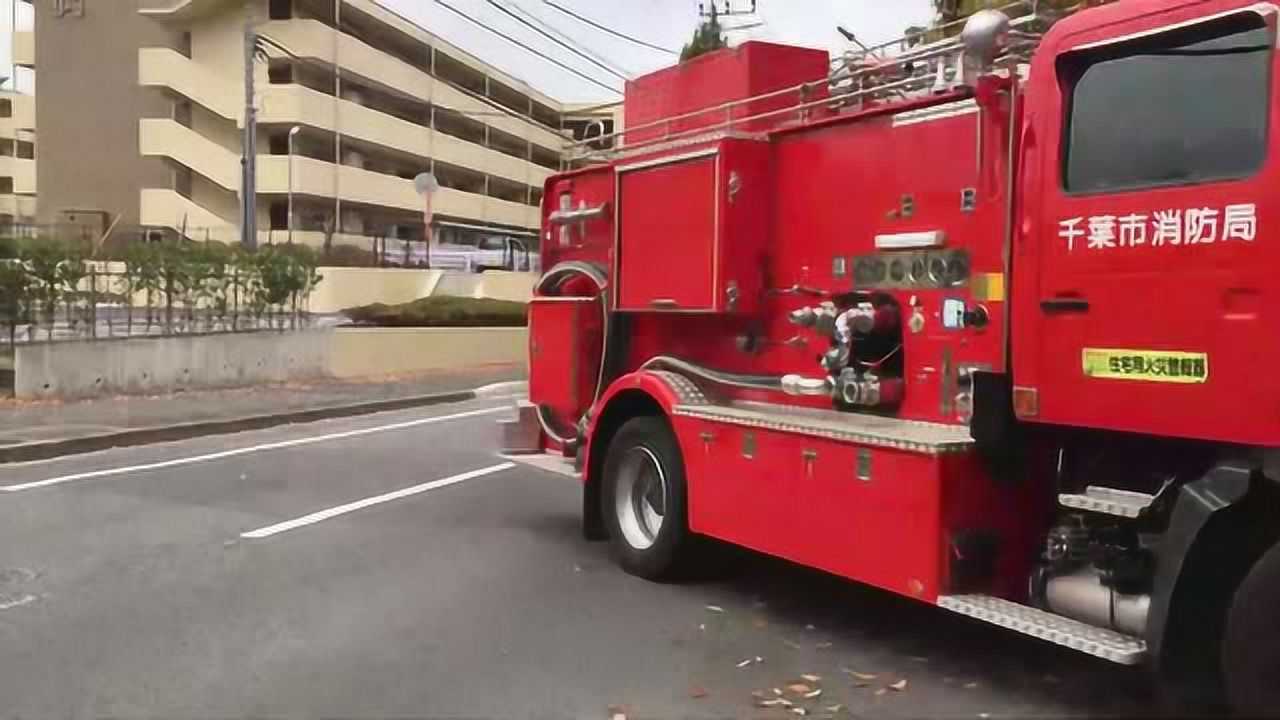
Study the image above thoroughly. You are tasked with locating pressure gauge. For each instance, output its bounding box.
[928,256,948,286]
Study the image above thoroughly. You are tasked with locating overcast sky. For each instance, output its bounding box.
[377,0,935,102]
[0,1,934,100]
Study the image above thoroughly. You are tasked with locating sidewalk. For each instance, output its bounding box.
[0,363,526,463]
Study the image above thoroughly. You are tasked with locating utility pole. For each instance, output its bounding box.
[333,0,342,242]
[240,3,259,250]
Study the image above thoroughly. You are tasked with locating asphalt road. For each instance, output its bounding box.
[0,399,1163,719]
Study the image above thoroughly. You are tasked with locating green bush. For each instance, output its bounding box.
[344,296,528,328]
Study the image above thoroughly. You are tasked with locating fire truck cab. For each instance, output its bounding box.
[502,1,1280,712]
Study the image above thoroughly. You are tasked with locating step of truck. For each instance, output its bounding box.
[500,451,580,479]
[937,594,1147,665]
[1058,486,1155,518]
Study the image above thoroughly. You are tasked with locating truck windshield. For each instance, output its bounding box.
[1061,13,1272,194]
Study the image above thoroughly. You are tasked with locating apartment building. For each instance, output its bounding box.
[34,0,613,249]
[1,0,35,229]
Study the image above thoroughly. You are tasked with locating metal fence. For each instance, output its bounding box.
[1,264,323,347]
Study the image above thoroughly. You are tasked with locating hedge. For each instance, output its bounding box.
[343,296,528,328]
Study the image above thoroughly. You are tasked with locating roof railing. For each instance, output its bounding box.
[567,2,1100,161]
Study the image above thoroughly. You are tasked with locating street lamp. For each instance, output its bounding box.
[288,125,302,245]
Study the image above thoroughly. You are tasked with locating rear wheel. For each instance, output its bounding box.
[601,416,692,580]
[1223,540,1280,717]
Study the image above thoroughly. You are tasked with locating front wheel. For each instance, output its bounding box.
[601,416,692,580]
[1223,540,1280,717]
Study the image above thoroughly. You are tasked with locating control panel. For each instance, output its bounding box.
[849,250,971,290]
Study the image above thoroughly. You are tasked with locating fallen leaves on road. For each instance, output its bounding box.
[815,641,833,649]
[753,617,769,629]
[890,679,909,692]
[782,639,803,650]
[607,703,629,720]
[705,604,725,613]
[874,688,887,697]
[826,704,844,714]
[964,681,980,690]
[800,674,822,683]
[842,669,878,681]
[791,708,808,716]
[805,624,816,631]
[689,686,709,699]
[804,689,823,699]
[785,683,812,695]
[737,658,755,668]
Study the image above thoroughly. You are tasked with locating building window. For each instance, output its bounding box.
[269,0,293,21]
[1061,13,1271,194]
[268,62,294,85]
[269,202,289,231]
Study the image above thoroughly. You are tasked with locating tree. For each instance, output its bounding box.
[0,261,31,346]
[680,5,727,62]
[24,241,65,341]
[932,0,1101,29]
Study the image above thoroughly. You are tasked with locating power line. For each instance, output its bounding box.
[505,0,634,78]
[484,0,629,82]
[432,0,622,95]
[542,0,678,55]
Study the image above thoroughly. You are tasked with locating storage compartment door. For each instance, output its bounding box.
[617,154,718,311]
[529,298,601,430]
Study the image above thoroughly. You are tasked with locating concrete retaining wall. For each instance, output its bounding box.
[329,327,528,378]
[308,268,444,314]
[309,268,535,313]
[14,330,332,400]
[12,326,528,399]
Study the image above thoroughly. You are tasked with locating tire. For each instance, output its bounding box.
[1223,540,1280,717]
[601,416,692,580]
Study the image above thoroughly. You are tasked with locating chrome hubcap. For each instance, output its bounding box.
[614,446,667,550]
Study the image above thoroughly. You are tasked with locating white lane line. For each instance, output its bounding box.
[241,462,515,539]
[1,406,510,493]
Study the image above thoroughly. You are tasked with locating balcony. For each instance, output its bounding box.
[259,19,569,153]
[12,32,33,68]
[137,0,231,21]
[257,156,538,229]
[0,95,35,140]
[0,193,36,218]
[140,189,238,245]
[140,189,376,249]
[139,118,241,190]
[0,157,36,195]
[259,84,553,188]
[139,47,240,122]
[140,120,538,232]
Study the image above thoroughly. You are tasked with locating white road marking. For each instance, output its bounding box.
[1,406,510,493]
[240,462,515,539]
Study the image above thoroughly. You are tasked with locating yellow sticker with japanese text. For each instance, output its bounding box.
[1082,348,1208,384]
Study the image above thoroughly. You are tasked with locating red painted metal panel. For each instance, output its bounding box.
[624,42,829,145]
[617,155,718,311]
[529,298,601,434]
[1013,0,1280,445]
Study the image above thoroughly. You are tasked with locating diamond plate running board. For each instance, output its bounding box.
[938,594,1147,665]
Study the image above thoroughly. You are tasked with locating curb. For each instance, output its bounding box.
[0,383,528,465]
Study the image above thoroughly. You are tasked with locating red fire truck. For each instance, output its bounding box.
[501,1,1280,711]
